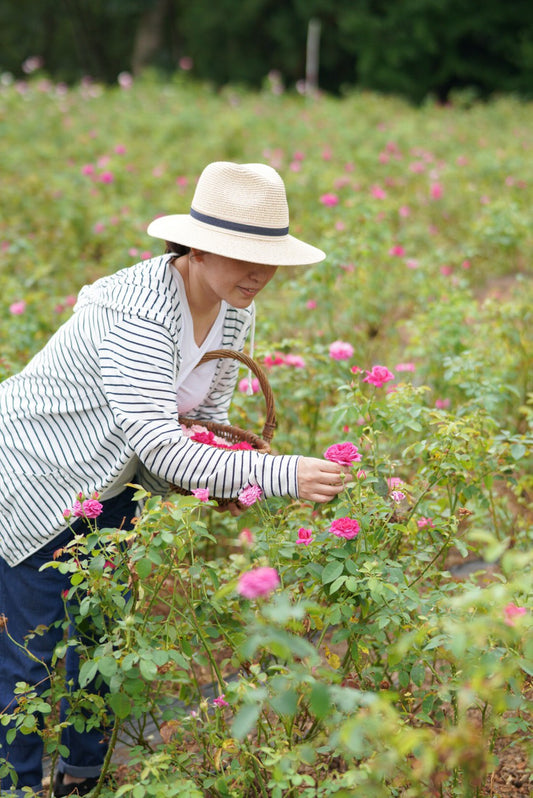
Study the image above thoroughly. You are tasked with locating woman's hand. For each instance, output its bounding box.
[297,457,351,503]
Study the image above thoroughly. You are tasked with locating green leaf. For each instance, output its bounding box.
[97,656,118,678]
[231,703,261,739]
[309,682,330,719]
[135,557,153,578]
[510,442,526,460]
[139,657,158,681]
[108,691,132,719]
[78,660,98,687]
[270,688,298,717]
[322,560,344,585]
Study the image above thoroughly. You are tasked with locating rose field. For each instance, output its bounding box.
[0,72,532,797]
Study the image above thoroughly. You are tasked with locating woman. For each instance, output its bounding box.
[0,161,348,796]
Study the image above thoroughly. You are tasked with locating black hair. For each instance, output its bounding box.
[164,240,190,257]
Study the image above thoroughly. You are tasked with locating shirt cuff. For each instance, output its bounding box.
[250,453,300,499]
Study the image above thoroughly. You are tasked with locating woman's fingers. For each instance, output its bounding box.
[297,457,352,503]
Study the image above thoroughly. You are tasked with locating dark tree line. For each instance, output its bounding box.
[1,0,532,102]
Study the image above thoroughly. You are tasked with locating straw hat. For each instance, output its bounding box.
[147,161,326,266]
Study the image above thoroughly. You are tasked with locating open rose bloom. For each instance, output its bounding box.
[324,441,362,467]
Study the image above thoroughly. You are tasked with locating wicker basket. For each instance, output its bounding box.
[171,348,276,503]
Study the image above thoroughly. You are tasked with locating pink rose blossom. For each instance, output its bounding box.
[81,164,95,176]
[9,301,26,315]
[399,205,411,217]
[264,352,285,367]
[389,245,406,257]
[324,442,362,467]
[504,602,526,626]
[435,398,451,410]
[363,365,395,387]
[192,488,210,502]
[238,377,260,394]
[329,340,354,361]
[296,527,313,545]
[391,490,405,503]
[417,516,435,529]
[306,299,317,310]
[371,185,387,199]
[71,497,103,519]
[238,566,280,598]
[356,469,367,480]
[395,362,415,372]
[330,517,360,540]
[118,71,133,89]
[238,528,255,547]
[213,694,229,707]
[284,353,305,368]
[238,485,263,507]
[99,170,114,184]
[320,193,339,207]
[430,182,443,199]
[387,478,404,489]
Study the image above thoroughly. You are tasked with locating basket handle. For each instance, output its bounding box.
[197,349,276,443]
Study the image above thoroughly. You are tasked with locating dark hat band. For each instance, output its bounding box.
[190,207,289,237]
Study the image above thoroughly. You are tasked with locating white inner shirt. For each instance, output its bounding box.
[172,267,226,414]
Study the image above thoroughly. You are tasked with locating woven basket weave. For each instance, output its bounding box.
[172,349,276,503]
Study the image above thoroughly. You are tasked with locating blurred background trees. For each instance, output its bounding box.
[1,0,533,102]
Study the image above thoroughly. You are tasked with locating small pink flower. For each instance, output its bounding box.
[391,490,405,503]
[179,56,194,71]
[284,353,305,368]
[324,442,362,467]
[395,362,415,372]
[238,377,260,394]
[306,299,317,310]
[238,528,255,547]
[81,164,95,176]
[435,398,451,410]
[363,365,395,387]
[430,182,443,199]
[399,205,411,218]
[329,340,354,361]
[9,300,26,315]
[320,193,339,207]
[504,602,526,626]
[440,265,453,276]
[118,71,133,89]
[389,245,406,257]
[296,527,313,545]
[213,694,229,708]
[192,488,210,502]
[371,185,387,199]
[356,469,367,480]
[99,171,114,183]
[330,517,360,540]
[264,352,286,367]
[114,144,126,154]
[405,259,419,269]
[238,567,280,599]
[387,478,403,489]
[238,485,263,507]
[417,516,435,529]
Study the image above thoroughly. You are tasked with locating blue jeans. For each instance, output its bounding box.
[0,487,137,794]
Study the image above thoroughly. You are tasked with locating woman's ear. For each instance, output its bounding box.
[189,248,206,264]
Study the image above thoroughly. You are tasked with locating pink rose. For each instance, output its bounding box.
[320,193,339,207]
[417,516,434,529]
[329,340,354,361]
[363,365,395,387]
[9,300,26,315]
[238,528,255,547]
[213,694,229,708]
[390,490,405,503]
[324,442,362,467]
[330,517,360,540]
[237,485,263,507]
[503,602,526,627]
[192,488,210,502]
[237,567,280,599]
[296,527,313,545]
[284,353,305,368]
[238,377,260,394]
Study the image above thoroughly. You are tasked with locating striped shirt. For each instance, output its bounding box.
[0,255,299,566]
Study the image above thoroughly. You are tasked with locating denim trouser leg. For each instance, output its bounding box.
[0,487,136,793]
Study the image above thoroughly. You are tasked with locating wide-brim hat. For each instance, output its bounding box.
[147,161,326,266]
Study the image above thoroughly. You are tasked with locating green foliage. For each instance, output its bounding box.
[1,0,533,101]
[0,79,532,795]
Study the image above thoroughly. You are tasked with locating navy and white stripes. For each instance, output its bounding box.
[0,255,299,566]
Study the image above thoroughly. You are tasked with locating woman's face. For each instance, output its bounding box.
[191,250,278,308]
